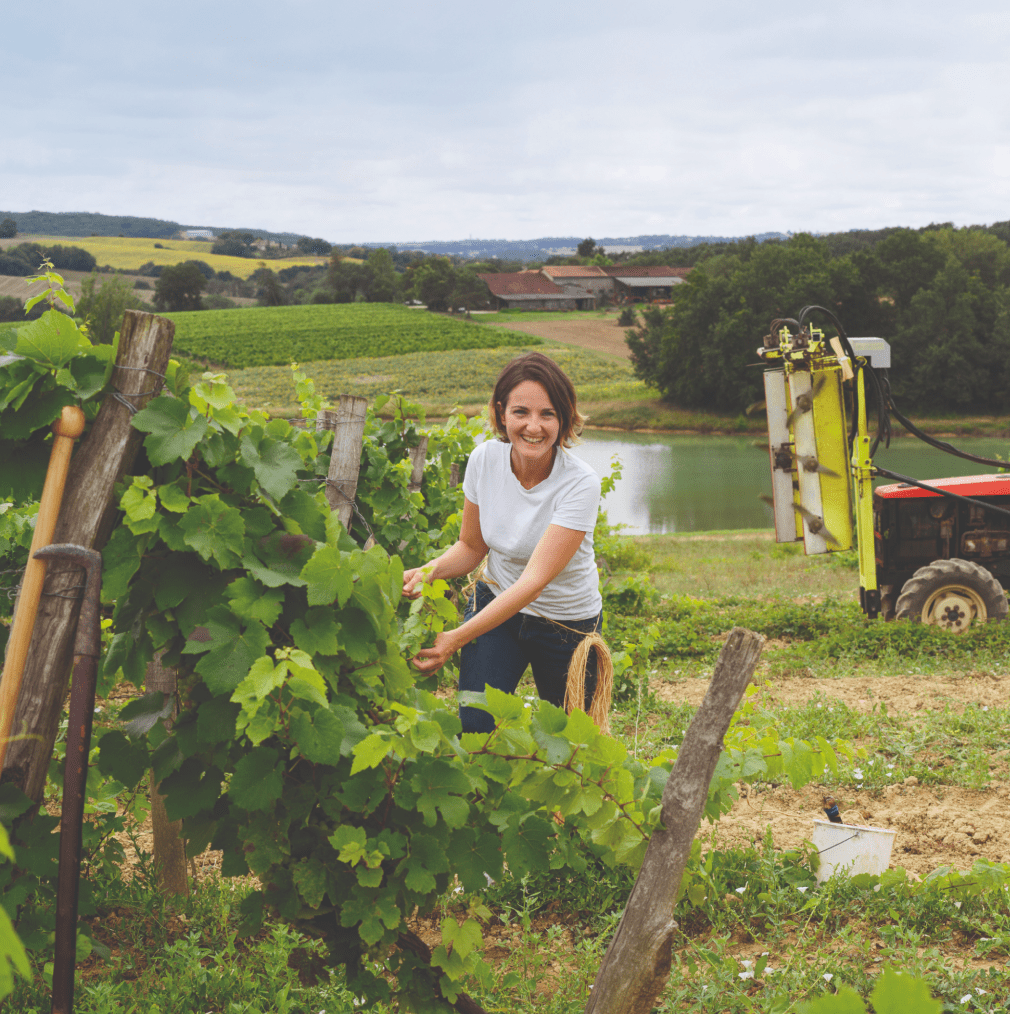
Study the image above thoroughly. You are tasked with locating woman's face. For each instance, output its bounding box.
[500,380,560,467]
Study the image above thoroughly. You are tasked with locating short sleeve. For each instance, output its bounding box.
[550,469,601,532]
[461,440,486,506]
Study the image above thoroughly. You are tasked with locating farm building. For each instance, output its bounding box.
[182,229,215,240]
[478,272,578,310]
[539,265,612,309]
[477,264,692,309]
[602,265,691,302]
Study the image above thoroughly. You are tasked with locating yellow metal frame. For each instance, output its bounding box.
[852,367,877,599]
[761,326,876,601]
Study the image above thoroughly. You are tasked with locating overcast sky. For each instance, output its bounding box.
[4,0,1008,243]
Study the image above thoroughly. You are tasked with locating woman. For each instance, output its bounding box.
[403,352,603,733]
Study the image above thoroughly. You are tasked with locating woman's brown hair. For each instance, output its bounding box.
[488,351,585,448]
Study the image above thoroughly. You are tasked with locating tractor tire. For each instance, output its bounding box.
[895,559,1008,633]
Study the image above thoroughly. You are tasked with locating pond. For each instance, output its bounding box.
[569,430,1010,534]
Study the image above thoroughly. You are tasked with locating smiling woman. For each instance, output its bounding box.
[402,351,613,732]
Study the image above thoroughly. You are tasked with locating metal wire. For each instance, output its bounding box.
[325,478,376,541]
[111,365,167,415]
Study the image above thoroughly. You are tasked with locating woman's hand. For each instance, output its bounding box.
[402,565,433,599]
[411,631,462,674]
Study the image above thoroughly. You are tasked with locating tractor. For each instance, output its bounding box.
[759,307,1010,632]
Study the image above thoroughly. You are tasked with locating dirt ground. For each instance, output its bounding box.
[652,670,1010,714]
[484,316,633,360]
[653,671,1010,878]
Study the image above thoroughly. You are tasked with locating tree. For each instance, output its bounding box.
[211,231,258,258]
[626,234,887,412]
[76,274,145,344]
[410,257,457,311]
[254,268,286,306]
[0,218,16,239]
[577,237,597,258]
[296,236,333,256]
[367,248,400,302]
[153,262,207,312]
[450,269,490,314]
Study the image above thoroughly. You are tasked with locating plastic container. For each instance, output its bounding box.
[811,819,896,883]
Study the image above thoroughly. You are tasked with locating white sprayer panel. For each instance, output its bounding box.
[763,370,797,542]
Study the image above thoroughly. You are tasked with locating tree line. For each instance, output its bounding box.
[626,224,1010,415]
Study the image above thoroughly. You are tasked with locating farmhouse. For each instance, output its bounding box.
[477,264,692,309]
[182,229,215,241]
[539,265,612,310]
[478,271,578,310]
[603,265,691,302]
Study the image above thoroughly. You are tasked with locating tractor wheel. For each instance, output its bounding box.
[895,559,1009,633]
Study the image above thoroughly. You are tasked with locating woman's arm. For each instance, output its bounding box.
[402,497,489,598]
[410,522,587,673]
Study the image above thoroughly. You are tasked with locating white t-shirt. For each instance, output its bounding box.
[462,438,602,620]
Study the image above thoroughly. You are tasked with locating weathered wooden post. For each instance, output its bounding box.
[146,654,188,897]
[2,310,175,803]
[585,628,765,1014]
[318,396,368,531]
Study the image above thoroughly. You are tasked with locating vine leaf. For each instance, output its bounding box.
[301,544,354,607]
[132,396,210,466]
[240,433,303,501]
[119,692,173,739]
[7,310,89,369]
[183,607,271,695]
[229,748,283,811]
[179,495,246,568]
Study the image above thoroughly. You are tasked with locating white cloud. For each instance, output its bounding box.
[4,0,1009,240]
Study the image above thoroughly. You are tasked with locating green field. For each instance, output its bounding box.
[225,342,642,413]
[164,302,542,368]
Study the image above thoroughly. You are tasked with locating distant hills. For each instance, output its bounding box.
[0,210,790,259]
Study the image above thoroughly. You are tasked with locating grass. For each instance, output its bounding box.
[164,302,541,369]
[224,342,641,415]
[0,235,324,280]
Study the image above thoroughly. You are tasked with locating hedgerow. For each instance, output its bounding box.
[164,302,541,368]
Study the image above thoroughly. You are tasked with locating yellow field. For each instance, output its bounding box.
[3,235,328,279]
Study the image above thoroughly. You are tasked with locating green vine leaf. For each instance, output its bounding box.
[132,396,210,466]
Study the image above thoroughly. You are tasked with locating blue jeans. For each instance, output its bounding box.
[458,581,602,734]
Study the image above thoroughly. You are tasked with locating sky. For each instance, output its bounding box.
[4,0,1009,243]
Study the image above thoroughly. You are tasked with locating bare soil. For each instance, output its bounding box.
[652,671,1010,879]
[652,670,1010,713]
[484,316,633,360]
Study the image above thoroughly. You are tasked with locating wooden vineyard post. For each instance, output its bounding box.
[0,407,85,769]
[146,654,189,897]
[1,310,176,803]
[584,628,765,1014]
[318,396,368,531]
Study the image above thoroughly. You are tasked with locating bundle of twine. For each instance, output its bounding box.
[463,561,613,736]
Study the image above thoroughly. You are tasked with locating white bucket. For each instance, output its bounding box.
[811,819,896,884]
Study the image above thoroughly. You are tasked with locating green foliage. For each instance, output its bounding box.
[0,242,96,277]
[799,967,941,1013]
[164,302,539,369]
[154,261,207,312]
[75,274,145,345]
[0,218,16,239]
[628,225,1010,415]
[0,264,115,499]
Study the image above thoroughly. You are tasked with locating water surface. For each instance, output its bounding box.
[570,431,1009,534]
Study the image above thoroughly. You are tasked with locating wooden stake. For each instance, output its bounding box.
[318,396,368,531]
[0,406,85,769]
[584,628,765,1014]
[2,310,175,802]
